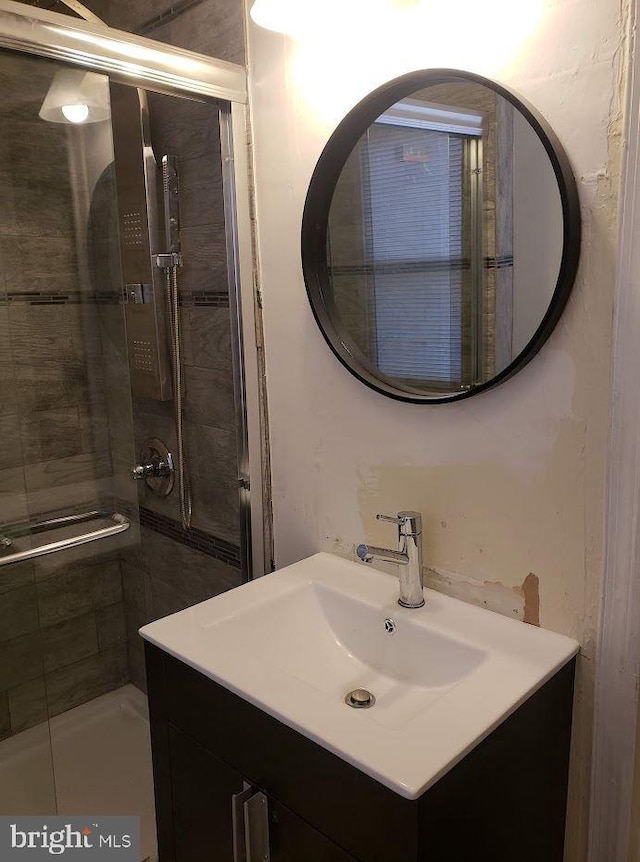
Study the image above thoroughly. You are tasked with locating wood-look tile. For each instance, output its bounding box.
[42,611,99,674]
[188,307,233,374]
[119,538,150,577]
[1,235,78,293]
[180,223,228,281]
[121,560,150,612]
[7,677,47,734]
[0,584,39,644]
[36,559,123,626]
[0,630,43,691]
[127,638,147,693]
[87,0,163,36]
[24,451,112,493]
[184,364,235,432]
[189,422,240,543]
[0,413,23,470]
[19,408,83,465]
[148,0,245,65]
[0,691,10,741]
[95,602,128,650]
[132,402,176,458]
[8,304,99,364]
[0,467,28,524]
[12,359,89,412]
[124,603,151,643]
[148,92,221,164]
[146,531,240,608]
[147,573,190,621]
[0,181,75,239]
[45,644,128,717]
[1,118,68,181]
[189,498,241,545]
[0,307,15,416]
[0,560,35,598]
[177,154,224,230]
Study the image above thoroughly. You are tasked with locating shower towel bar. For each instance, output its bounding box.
[0,510,130,567]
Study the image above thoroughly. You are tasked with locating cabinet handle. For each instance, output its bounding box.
[232,787,270,862]
[232,785,254,862]
[244,792,270,862]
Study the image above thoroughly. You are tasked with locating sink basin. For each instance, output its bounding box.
[140,552,578,799]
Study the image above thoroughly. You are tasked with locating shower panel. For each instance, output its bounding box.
[111,83,192,528]
[110,83,173,402]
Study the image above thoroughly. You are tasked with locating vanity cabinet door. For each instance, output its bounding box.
[168,725,245,862]
[269,799,357,862]
[167,725,357,862]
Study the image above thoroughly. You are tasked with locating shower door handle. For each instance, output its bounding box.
[0,511,130,567]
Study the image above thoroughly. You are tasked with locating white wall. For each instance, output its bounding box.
[246,1,627,857]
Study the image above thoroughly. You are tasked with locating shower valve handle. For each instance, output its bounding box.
[131,460,172,481]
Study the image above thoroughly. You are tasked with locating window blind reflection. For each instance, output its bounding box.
[366,123,465,383]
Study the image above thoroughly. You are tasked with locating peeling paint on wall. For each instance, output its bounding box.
[522,573,540,627]
[422,565,540,625]
[425,565,524,619]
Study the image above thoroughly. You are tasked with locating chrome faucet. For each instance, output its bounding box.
[356,511,424,608]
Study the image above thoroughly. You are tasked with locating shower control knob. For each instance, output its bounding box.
[131,461,171,480]
[131,438,175,497]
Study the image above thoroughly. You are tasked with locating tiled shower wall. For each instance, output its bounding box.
[0,55,134,740]
[7,0,248,706]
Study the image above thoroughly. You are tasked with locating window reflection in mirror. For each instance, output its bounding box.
[324,83,563,394]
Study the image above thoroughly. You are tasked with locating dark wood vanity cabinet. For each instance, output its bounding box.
[166,725,353,862]
[145,643,576,862]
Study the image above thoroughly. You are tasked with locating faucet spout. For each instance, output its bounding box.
[356,544,408,566]
[356,510,425,609]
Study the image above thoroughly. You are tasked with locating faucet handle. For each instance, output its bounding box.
[376,513,404,525]
[377,511,422,535]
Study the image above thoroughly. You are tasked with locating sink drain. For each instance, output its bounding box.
[345,688,376,709]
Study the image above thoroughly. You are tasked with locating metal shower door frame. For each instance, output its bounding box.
[0,0,266,579]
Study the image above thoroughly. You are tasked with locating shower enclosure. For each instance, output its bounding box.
[0,5,260,860]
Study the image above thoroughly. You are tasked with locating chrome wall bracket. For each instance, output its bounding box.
[155,252,183,268]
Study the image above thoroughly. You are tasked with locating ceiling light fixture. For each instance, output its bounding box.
[249,0,424,36]
[39,69,110,125]
[249,0,300,34]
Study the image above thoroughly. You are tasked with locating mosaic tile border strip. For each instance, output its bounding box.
[1,290,121,306]
[1,289,230,308]
[329,254,515,278]
[139,506,241,570]
[184,291,230,307]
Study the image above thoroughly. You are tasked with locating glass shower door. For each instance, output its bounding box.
[0,48,137,815]
[0,442,56,815]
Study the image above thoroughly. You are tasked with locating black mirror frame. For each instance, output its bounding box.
[301,69,581,404]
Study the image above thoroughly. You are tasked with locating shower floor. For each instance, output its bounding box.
[0,684,157,862]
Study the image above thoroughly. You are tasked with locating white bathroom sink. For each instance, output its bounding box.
[140,552,578,799]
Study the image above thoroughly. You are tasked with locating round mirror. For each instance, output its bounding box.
[302,70,581,403]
